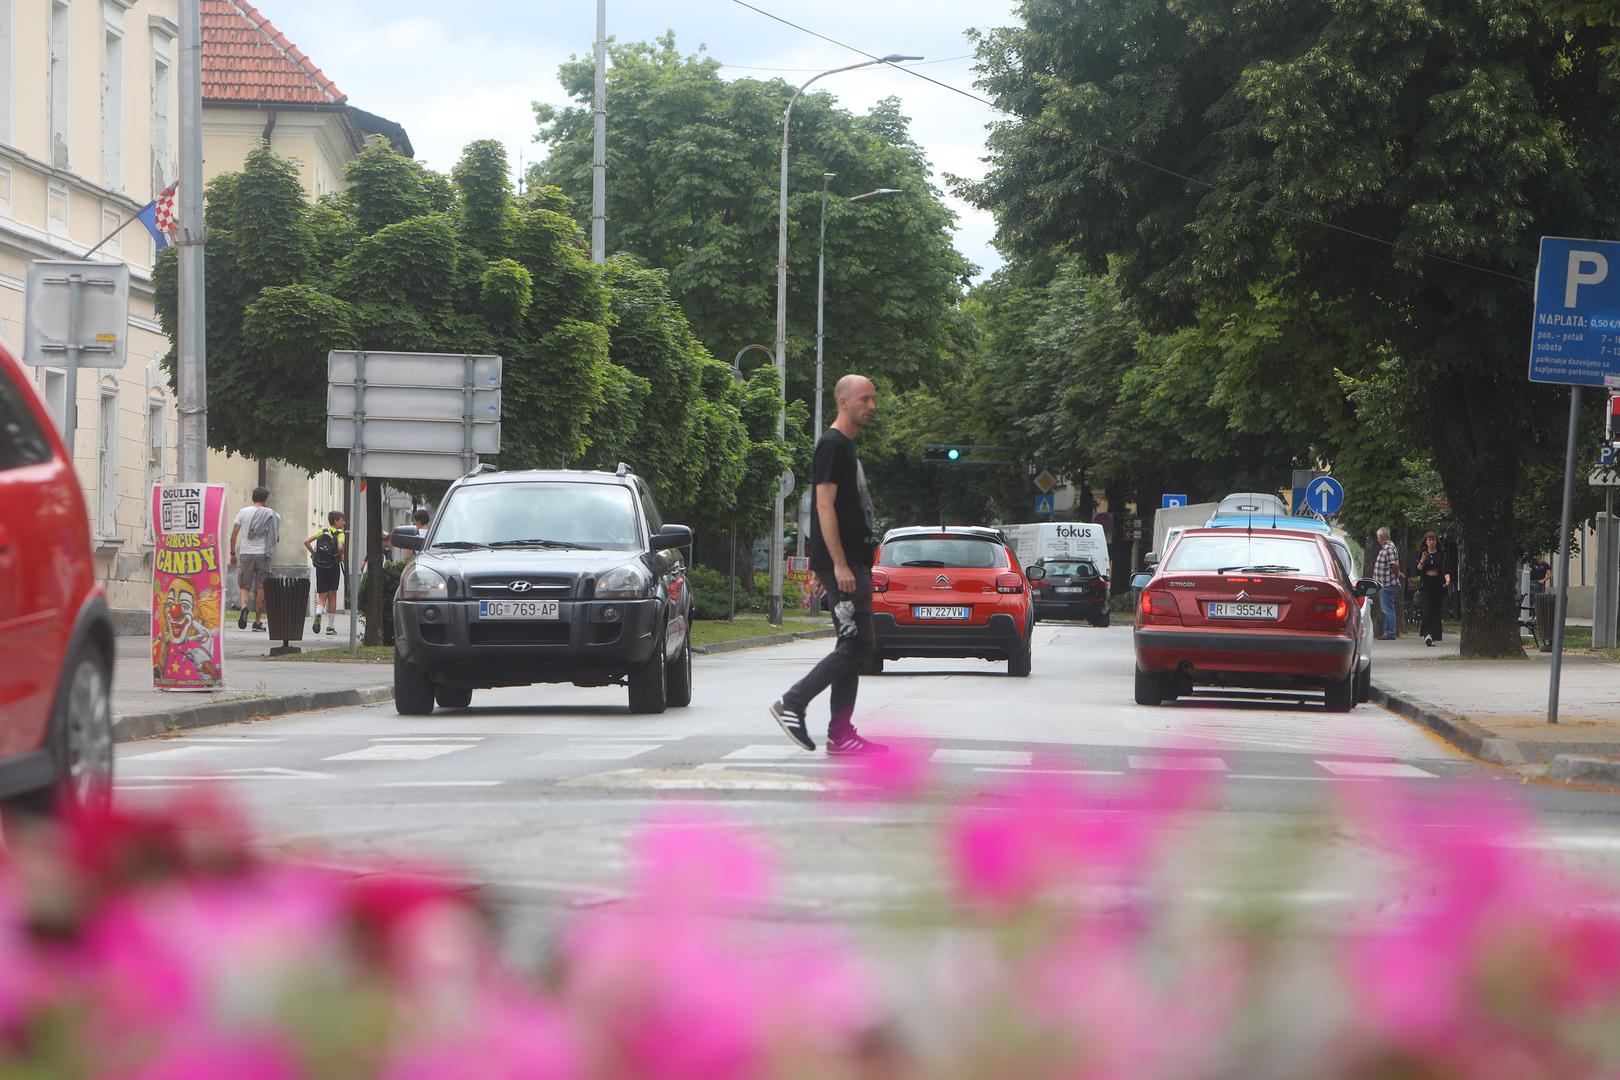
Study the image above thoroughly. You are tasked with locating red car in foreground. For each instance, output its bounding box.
[0,344,115,820]
[868,526,1038,677]
[1132,527,1377,711]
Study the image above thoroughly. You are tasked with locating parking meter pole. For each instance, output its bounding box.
[1548,386,1581,725]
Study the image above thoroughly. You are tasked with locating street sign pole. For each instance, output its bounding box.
[1548,387,1582,724]
[61,274,82,455]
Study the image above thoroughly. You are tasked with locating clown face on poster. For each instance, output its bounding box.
[151,483,227,691]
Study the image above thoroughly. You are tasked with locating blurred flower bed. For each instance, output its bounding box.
[3,756,1620,1078]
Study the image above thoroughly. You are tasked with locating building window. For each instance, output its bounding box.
[150,33,171,192]
[97,383,117,536]
[0,164,11,214]
[100,204,121,255]
[102,17,123,189]
[145,396,163,540]
[40,369,67,434]
[0,1,14,147]
[47,181,69,236]
[50,0,71,170]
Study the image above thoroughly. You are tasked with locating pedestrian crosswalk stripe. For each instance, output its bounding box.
[1316,760,1437,779]
[126,746,224,761]
[1127,754,1228,771]
[325,744,473,761]
[974,767,1125,776]
[370,736,483,742]
[931,748,1033,766]
[531,743,660,761]
[723,745,805,761]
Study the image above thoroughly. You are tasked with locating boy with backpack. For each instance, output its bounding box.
[303,511,347,635]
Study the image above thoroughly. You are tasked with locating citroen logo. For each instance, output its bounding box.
[934,574,950,588]
[508,581,532,593]
[1236,590,1250,601]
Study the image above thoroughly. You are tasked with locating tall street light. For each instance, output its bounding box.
[770,53,920,625]
[815,183,902,438]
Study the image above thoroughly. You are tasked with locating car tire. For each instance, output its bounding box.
[860,652,884,676]
[666,637,693,708]
[1354,664,1372,705]
[628,643,668,714]
[1324,671,1356,713]
[435,687,473,709]
[394,652,436,715]
[3,638,115,822]
[1091,611,1111,628]
[1007,644,1032,677]
[1134,667,1164,706]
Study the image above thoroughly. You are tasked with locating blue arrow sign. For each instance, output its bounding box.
[1530,236,1620,387]
[1034,493,1055,516]
[1307,475,1344,516]
[1161,494,1188,509]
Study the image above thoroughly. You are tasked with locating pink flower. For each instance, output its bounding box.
[829,735,936,801]
[629,809,774,918]
[384,994,579,1080]
[119,1030,303,1080]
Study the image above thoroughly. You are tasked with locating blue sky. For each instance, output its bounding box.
[258,0,1020,280]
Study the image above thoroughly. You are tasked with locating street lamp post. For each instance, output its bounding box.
[815,184,902,439]
[770,53,919,625]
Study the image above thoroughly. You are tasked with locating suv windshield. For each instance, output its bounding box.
[432,483,640,551]
[1042,559,1097,578]
[879,538,1006,569]
[1165,535,1327,576]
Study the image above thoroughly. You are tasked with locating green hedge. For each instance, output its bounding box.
[358,559,407,646]
[687,566,807,621]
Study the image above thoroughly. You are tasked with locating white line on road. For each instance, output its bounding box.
[973,767,1125,776]
[125,746,227,761]
[325,745,474,761]
[932,748,1033,767]
[723,745,806,761]
[530,744,660,761]
[369,736,484,742]
[373,781,505,789]
[1316,760,1437,779]
[1127,754,1229,771]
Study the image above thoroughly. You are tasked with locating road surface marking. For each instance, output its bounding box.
[932,749,1033,766]
[1127,754,1228,771]
[374,780,505,789]
[125,746,227,761]
[369,736,483,742]
[325,744,473,761]
[531,743,660,761]
[559,768,838,792]
[1316,760,1436,779]
[974,767,1125,776]
[723,745,806,761]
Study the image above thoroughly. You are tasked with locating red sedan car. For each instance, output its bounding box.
[1132,527,1377,711]
[0,344,115,819]
[868,526,1038,676]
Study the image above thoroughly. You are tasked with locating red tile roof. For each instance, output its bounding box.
[201,0,346,107]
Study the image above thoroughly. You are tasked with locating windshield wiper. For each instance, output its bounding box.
[486,538,599,550]
[429,541,487,550]
[901,560,946,568]
[1216,564,1299,574]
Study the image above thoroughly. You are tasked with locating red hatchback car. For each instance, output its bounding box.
[0,344,115,818]
[1132,527,1377,711]
[868,526,1038,677]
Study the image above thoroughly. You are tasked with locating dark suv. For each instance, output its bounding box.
[389,466,694,715]
[1029,556,1111,627]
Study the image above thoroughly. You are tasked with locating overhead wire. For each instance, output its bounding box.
[727,0,1536,286]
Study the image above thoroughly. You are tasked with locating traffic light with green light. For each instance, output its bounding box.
[922,444,963,462]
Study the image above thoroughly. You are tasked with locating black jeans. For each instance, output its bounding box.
[1419,576,1446,640]
[782,565,875,741]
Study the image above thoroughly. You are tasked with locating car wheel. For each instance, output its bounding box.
[394,652,436,715]
[1323,671,1356,713]
[1007,644,1032,677]
[628,643,668,714]
[435,687,473,709]
[1091,611,1111,628]
[4,640,115,821]
[1134,667,1164,706]
[1354,664,1372,704]
[860,652,884,676]
[665,637,693,708]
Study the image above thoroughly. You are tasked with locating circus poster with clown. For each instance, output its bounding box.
[151,484,227,691]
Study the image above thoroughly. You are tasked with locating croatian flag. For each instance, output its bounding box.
[137,183,178,250]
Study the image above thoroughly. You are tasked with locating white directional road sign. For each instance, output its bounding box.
[1530,236,1620,387]
[327,351,501,480]
[1306,475,1345,516]
[1591,466,1620,487]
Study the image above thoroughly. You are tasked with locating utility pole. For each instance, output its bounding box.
[590,0,607,264]
[176,0,207,481]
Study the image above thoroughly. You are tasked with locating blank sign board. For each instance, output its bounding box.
[327,351,501,389]
[326,384,501,422]
[22,261,131,369]
[326,417,500,454]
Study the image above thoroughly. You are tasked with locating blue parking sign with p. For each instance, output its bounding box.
[1161,494,1188,509]
[1530,236,1620,387]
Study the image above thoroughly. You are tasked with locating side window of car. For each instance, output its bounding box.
[1328,543,1353,585]
[637,481,665,538]
[0,374,54,472]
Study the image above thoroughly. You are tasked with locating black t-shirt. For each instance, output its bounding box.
[809,428,875,572]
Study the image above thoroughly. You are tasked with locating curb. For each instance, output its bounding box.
[114,686,393,742]
[1368,683,1528,767]
[1548,754,1620,786]
[693,628,833,656]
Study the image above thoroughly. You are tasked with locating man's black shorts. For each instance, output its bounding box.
[315,564,342,593]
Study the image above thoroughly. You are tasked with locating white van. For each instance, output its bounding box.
[1004,522,1112,580]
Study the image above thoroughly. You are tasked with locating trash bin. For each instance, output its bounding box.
[1532,592,1558,653]
[263,575,311,655]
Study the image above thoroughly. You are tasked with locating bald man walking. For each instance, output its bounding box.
[770,374,887,755]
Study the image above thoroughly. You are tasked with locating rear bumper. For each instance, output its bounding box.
[1034,596,1106,618]
[1134,626,1355,681]
[395,598,661,688]
[872,610,1026,660]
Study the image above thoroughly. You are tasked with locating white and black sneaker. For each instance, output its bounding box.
[827,732,888,756]
[769,700,815,752]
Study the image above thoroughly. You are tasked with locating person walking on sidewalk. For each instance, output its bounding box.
[769,374,886,756]
[1372,527,1404,640]
[229,487,280,632]
[1413,531,1452,646]
[303,511,347,635]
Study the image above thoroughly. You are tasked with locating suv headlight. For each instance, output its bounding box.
[399,562,449,600]
[596,562,652,599]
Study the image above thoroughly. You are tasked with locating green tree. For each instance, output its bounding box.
[965,0,1620,655]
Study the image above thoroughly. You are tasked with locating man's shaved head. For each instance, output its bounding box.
[833,374,877,433]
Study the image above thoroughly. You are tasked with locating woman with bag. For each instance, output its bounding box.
[1411,531,1452,646]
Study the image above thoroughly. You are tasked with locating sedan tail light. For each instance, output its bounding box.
[996,571,1024,594]
[1141,591,1183,624]
[871,569,890,593]
[1304,597,1349,629]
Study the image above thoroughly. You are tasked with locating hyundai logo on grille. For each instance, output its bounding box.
[508,581,532,593]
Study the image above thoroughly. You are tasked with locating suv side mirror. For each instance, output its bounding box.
[651,525,693,550]
[390,525,424,551]
[1144,552,1159,568]
[1025,565,1046,581]
[1130,572,1153,590]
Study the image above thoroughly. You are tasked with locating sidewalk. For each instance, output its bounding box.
[115,613,391,742]
[1369,630,1620,785]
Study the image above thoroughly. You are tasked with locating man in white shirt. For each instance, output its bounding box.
[229,487,280,631]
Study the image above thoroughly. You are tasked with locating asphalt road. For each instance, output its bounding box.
[116,622,1620,961]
